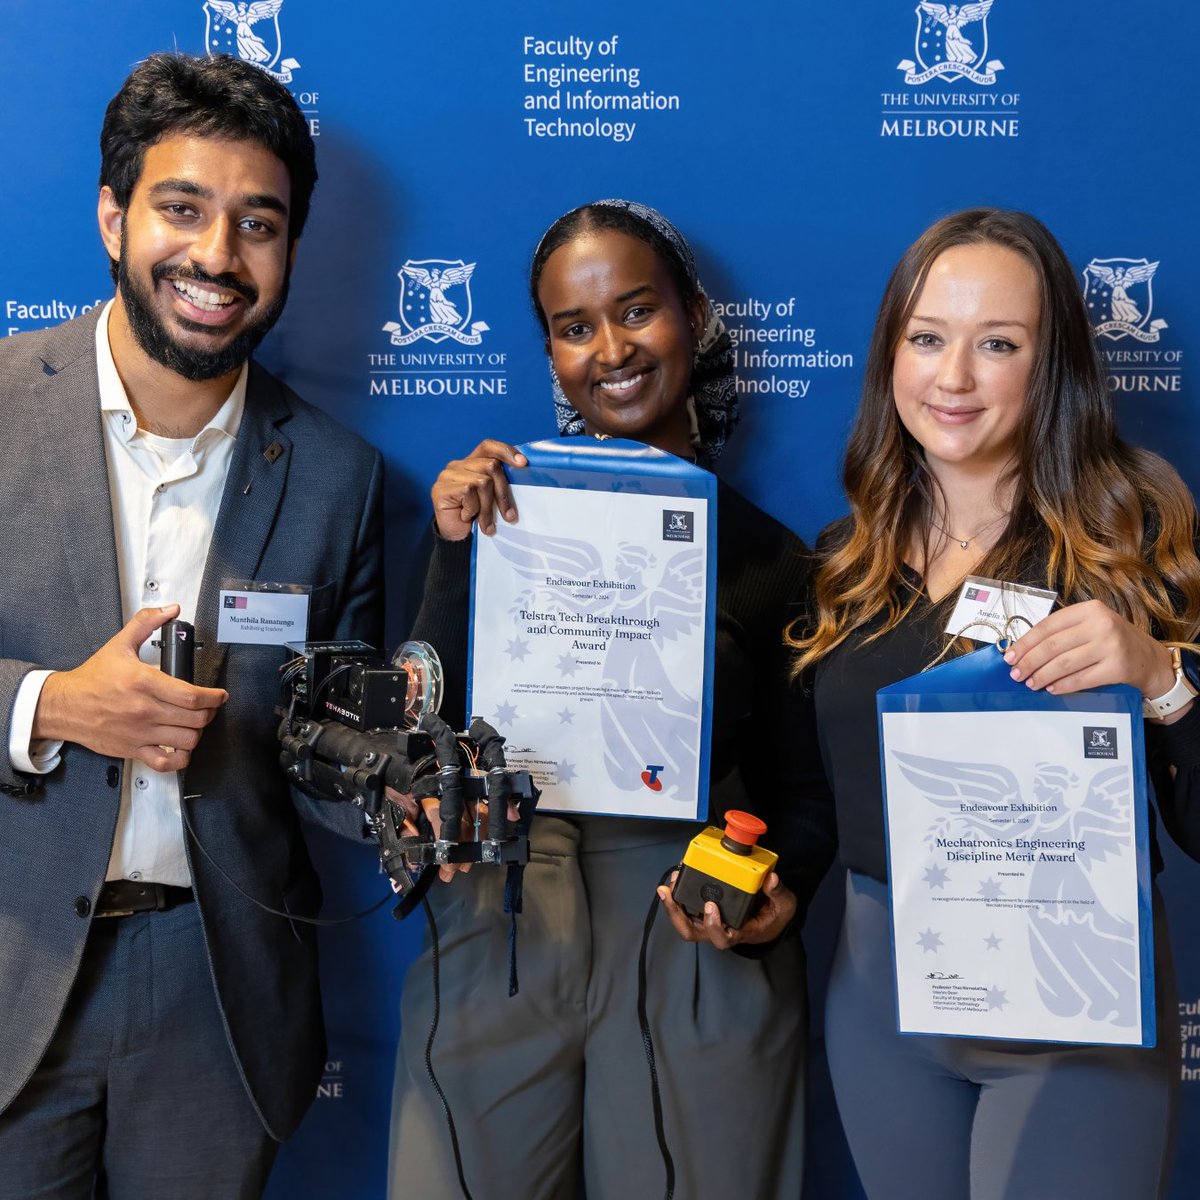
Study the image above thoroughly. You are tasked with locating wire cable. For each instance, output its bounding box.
[637,866,681,1200]
[421,894,475,1200]
[179,786,394,926]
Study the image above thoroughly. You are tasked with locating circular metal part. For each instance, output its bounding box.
[389,640,445,726]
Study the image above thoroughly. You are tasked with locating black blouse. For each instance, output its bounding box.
[812,531,1200,883]
[409,479,839,913]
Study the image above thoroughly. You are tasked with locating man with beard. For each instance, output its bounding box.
[0,53,383,1198]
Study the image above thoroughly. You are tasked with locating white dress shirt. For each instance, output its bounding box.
[8,301,246,885]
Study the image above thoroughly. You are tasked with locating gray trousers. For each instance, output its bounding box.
[0,900,276,1200]
[826,871,1179,1200]
[389,816,808,1200]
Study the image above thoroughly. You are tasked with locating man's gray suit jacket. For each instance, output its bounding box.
[0,308,385,1140]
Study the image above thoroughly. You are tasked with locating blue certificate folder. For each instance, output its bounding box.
[877,644,1155,1046]
[466,439,717,821]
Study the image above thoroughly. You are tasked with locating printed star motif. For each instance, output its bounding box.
[986,986,1009,1010]
[557,707,575,725]
[923,864,950,889]
[505,636,531,663]
[916,928,943,954]
[983,932,1003,951]
[493,702,518,727]
[557,760,577,784]
[978,877,1004,900]
[556,653,580,677]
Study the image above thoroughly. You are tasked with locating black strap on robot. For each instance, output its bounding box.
[471,716,536,996]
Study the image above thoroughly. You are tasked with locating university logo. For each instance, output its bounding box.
[898,2,1004,85]
[1083,258,1168,343]
[1083,726,1118,759]
[204,1,301,84]
[383,261,490,347]
[662,510,694,542]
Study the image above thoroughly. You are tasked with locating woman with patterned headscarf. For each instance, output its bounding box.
[388,200,835,1200]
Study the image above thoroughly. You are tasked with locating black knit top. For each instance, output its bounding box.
[811,526,1200,882]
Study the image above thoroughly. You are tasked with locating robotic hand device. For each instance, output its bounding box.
[273,639,537,908]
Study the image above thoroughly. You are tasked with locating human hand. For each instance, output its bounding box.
[431,440,529,541]
[31,605,227,771]
[1003,599,1176,701]
[657,870,797,950]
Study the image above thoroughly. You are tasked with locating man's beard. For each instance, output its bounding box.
[117,247,288,383]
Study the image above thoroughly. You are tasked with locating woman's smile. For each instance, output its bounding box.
[537,228,702,457]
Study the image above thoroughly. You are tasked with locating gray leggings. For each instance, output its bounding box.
[826,871,1179,1200]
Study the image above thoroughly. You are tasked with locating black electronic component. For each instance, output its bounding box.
[275,640,537,899]
[671,811,778,930]
[155,619,198,683]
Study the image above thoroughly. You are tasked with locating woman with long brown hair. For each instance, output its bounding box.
[791,207,1200,1199]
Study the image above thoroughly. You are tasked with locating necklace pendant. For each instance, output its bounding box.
[959,539,969,550]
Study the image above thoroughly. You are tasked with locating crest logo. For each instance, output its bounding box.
[1084,258,1168,343]
[662,510,694,542]
[204,1,301,84]
[383,261,490,346]
[899,2,1004,85]
[1083,726,1118,759]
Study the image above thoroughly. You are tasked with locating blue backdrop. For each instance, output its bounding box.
[2,2,1197,1196]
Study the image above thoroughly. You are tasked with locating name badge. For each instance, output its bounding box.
[945,575,1056,644]
[218,587,310,645]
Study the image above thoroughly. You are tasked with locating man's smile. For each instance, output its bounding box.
[171,278,239,311]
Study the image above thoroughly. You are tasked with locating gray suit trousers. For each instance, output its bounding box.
[0,901,276,1199]
[389,815,808,1200]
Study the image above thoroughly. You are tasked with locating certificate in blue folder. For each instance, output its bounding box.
[878,643,1155,1046]
[468,439,716,820]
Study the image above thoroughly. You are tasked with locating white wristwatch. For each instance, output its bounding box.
[1142,646,1199,719]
